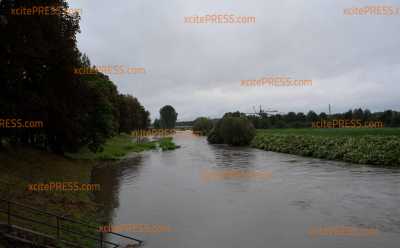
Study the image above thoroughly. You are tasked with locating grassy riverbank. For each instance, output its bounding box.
[252,128,400,166]
[65,134,179,160]
[0,147,100,247]
[0,134,178,246]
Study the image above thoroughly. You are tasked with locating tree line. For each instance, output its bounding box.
[247,108,400,129]
[0,0,150,153]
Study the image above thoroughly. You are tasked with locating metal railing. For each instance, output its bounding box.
[0,181,143,247]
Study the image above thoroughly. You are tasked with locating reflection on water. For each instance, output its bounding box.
[91,132,400,248]
[92,156,144,222]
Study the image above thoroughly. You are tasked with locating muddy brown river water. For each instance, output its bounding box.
[92,131,400,248]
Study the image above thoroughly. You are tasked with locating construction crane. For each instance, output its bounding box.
[244,105,279,118]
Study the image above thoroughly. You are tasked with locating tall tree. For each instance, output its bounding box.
[159,105,178,129]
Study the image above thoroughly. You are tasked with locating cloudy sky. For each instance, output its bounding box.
[68,0,400,121]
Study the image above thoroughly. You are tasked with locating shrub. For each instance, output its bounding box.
[207,115,255,146]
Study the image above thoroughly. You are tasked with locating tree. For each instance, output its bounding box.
[159,105,177,129]
[193,117,213,135]
[363,109,372,121]
[306,111,319,122]
[118,94,149,133]
[285,112,297,123]
[352,108,364,120]
[319,112,328,119]
[207,114,255,146]
[0,1,151,153]
[344,110,353,119]
[153,119,161,128]
[381,110,393,126]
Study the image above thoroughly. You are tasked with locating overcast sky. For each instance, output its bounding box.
[68,0,400,121]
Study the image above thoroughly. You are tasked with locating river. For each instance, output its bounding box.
[92,131,400,248]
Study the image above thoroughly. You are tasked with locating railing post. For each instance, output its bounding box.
[7,201,10,225]
[99,231,103,248]
[56,216,60,241]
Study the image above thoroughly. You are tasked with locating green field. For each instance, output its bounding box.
[256,128,400,137]
[252,128,400,166]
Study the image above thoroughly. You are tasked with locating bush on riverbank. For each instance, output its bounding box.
[251,133,400,166]
[208,114,255,146]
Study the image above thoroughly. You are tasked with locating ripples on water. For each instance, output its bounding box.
[92,133,400,248]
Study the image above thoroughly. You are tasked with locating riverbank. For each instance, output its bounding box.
[0,147,100,247]
[251,128,400,166]
[0,134,178,246]
[65,134,179,160]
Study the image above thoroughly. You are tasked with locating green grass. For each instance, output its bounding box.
[65,134,158,160]
[257,128,400,137]
[66,134,181,160]
[159,137,181,151]
[252,128,400,166]
[0,147,101,247]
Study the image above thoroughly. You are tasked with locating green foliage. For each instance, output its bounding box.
[207,114,255,146]
[0,1,150,154]
[193,117,213,136]
[65,134,157,160]
[159,105,178,129]
[256,128,400,137]
[158,137,180,151]
[248,108,400,129]
[118,94,150,134]
[252,130,400,166]
[153,118,161,128]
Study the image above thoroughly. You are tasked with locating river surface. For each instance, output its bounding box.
[92,131,400,248]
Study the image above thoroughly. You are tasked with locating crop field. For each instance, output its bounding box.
[256,128,400,137]
[252,128,400,166]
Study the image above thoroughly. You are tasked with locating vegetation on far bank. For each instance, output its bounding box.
[247,108,400,129]
[252,128,400,166]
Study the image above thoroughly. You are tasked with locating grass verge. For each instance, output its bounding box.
[0,147,100,247]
